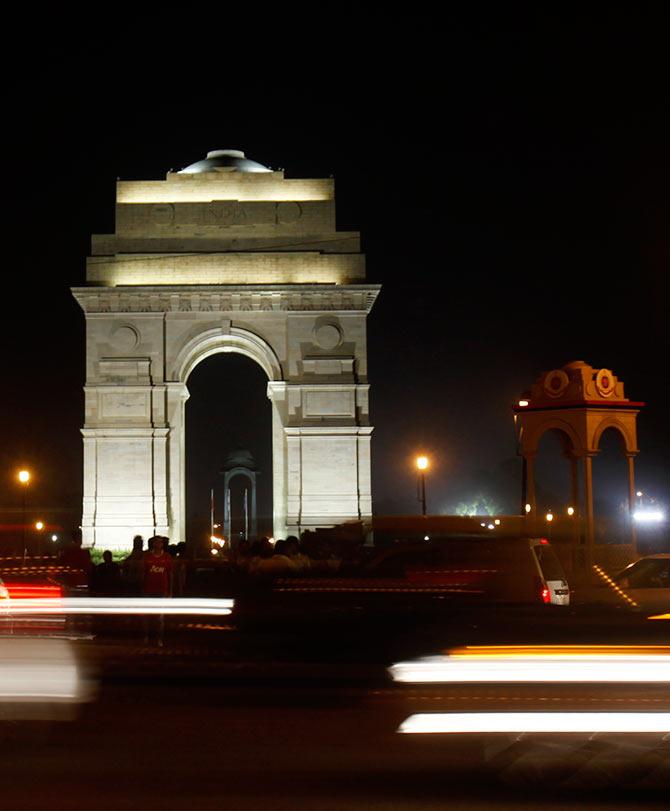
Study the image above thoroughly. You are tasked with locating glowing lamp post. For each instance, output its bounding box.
[416,455,429,516]
[545,510,554,542]
[35,520,44,556]
[17,470,31,557]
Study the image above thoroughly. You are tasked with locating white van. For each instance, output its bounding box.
[363,536,570,606]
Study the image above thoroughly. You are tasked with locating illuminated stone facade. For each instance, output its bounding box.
[73,150,379,550]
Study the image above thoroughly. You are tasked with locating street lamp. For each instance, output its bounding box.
[545,510,554,541]
[17,469,31,557]
[416,455,429,516]
[35,520,44,556]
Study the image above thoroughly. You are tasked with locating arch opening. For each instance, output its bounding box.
[534,428,576,541]
[593,427,630,545]
[185,352,272,551]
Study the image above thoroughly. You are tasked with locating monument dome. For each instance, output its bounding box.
[179,149,271,174]
[223,447,257,471]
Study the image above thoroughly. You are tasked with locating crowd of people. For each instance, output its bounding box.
[55,530,360,599]
[231,535,343,578]
[59,533,180,598]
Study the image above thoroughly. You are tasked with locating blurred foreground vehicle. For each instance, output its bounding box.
[0,569,93,722]
[0,637,92,721]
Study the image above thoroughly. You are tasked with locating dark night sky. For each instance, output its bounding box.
[1,13,669,535]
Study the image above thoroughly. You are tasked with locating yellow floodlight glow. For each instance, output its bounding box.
[35,521,44,531]
[398,712,670,734]
[18,470,30,484]
[567,506,575,516]
[525,503,531,514]
[494,519,501,525]
[546,511,554,522]
[116,177,333,204]
[518,399,529,407]
[416,456,429,471]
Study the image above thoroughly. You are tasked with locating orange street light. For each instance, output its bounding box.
[416,455,429,515]
[35,521,44,531]
[17,469,32,557]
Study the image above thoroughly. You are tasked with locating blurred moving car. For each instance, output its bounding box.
[613,554,670,611]
[0,637,91,720]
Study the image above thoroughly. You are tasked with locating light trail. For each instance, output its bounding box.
[398,712,670,734]
[389,645,670,683]
[0,597,234,616]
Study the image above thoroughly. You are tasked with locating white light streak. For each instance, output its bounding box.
[0,597,233,617]
[398,712,670,734]
[389,647,670,683]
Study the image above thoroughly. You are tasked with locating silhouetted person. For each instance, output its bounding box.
[94,550,121,596]
[60,531,92,593]
[122,535,144,596]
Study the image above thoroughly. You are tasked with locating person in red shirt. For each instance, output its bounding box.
[142,536,172,645]
[142,536,173,597]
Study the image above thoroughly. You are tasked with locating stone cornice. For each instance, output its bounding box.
[71,284,381,314]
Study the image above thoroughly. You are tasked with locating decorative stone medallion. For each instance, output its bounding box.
[596,368,615,397]
[314,323,342,350]
[543,369,569,398]
[110,324,139,352]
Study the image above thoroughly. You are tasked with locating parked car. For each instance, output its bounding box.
[359,536,570,606]
[612,554,670,612]
[269,535,570,607]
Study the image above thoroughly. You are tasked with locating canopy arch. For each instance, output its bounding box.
[514,361,643,571]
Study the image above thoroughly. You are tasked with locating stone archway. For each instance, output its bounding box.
[514,361,644,571]
[72,149,380,550]
[172,328,282,547]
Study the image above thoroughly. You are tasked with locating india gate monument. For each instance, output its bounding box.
[72,150,380,550]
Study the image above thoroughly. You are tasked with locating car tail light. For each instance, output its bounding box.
[535,575,551,604]
[5,583,62,600]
